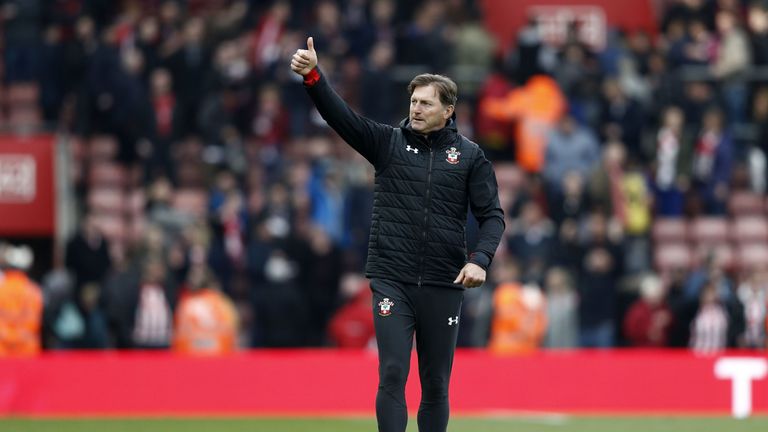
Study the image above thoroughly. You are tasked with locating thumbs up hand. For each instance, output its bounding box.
[290,36,318,76]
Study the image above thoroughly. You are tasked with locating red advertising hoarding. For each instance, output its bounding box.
[0,135,55,236]
[0,350,766,416]
[480,0,658,51]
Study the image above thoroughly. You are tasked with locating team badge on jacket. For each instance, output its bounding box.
[446,147,461,164]
[378,298,394,316]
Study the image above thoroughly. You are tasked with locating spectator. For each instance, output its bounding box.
[1,0,42,83]
[327,274,374,348]
[691,107,734,214]
[64,213,111,348]
[651,106,691,216]
[173,264,238,355]
[576,211,624,348]
[542,267,579,348]
[146,68,180,182]
[167,17,210,135]
[689,281,729,353]
[599,78,645,160]
[506,200,555,284]
[489,281,547,354]
[711,9,752,123]
[748,2,768,67]
[543,114,600,193]
[130,257,177,349]
[0,245,43,356]
[623,274,674,347]
[737,264,768,348]
[360,41,398,124]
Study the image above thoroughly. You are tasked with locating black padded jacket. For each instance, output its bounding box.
[305,68,505,288]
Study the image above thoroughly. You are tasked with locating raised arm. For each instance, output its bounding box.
[291,37,392,166]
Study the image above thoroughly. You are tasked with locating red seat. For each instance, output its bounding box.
[127,188,146,216]
[692,243,735,271]
[91,213,126,242]
[7,106,42,130]
[89,162,127,187]
[730,216,768,244]
[87,187,125,214]
[688,217,729,245]
[737,244,768,271]
[89,135,119,161]
[6,82,40,107]
[652,218,688,244]
[728,191,764,216]
[654,243,693,273]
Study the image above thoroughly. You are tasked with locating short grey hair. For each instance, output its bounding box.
[407,74,458,107]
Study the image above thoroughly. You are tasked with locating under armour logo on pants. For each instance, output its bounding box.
[448,316,459,326]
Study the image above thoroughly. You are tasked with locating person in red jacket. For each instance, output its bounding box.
[624,274,674,347]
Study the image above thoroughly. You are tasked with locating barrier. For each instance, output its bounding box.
[0,350,766,416]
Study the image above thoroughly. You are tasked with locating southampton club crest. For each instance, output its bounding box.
[446,147,461,164]
[378,298,394,317]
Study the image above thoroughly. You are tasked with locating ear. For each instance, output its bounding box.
[444,104,454,120]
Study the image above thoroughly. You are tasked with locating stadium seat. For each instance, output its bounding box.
[651,218,688,244]
[127,188,146,216]
[7,106,42,130]
[688,217,729,245]
[728,191,765,216]
[495,163,524,191]
[87,188,125,214]
[6,82,40,107]
[88,135,119,161]
[654,242,693,274]
[88,162,127,187]
[691,242,735,271]
[736,243,768,271]
[91,213,127,242]
[730,216,768,245]
[173,189,208,218]
[127,215,147,245]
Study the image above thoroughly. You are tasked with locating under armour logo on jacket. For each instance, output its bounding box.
[448,316,459,326]
[406,145,419,154]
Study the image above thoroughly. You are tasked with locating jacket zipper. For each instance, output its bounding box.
[418,143,434,288]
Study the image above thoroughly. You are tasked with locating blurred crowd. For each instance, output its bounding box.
[1,0,768,355]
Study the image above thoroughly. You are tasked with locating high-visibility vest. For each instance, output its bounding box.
[0,271,43,356]
[173,288,238,355]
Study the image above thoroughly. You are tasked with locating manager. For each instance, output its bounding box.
[291,37,505,432]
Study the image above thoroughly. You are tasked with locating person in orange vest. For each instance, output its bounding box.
[481,75,567,172]
[489,281,547,354]
[0,244,43,357]
[173,264,238,355]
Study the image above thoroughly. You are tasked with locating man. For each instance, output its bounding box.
[291,37,504,432]
[0,244,43,356]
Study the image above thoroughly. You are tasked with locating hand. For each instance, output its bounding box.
[453,263,486,288]
[290,36,317,76]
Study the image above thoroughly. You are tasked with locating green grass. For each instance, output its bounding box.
[1,416,767,432]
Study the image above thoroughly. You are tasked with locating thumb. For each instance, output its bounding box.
[307,36,315,52]
[453,268,465,284]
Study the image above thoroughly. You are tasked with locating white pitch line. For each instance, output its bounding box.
[467,410,570,426]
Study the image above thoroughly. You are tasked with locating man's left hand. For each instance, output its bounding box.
[453,263,486,288]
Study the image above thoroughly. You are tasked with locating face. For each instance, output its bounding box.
[409,85,453,134]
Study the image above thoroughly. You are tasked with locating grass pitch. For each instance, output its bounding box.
[2,416,767,432]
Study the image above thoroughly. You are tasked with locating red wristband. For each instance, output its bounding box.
[303,67,320,86]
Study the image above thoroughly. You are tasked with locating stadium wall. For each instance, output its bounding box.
[0,350,766,417]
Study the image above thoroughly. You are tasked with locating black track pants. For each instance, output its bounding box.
[371,278,464,432]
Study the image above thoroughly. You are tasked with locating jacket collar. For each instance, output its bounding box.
[399,115,459,150]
